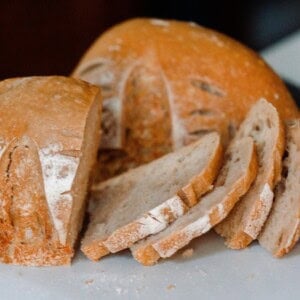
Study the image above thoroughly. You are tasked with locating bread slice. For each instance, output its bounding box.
[131,137,257,265]
[81,132,223,261]
[215,99,285,249]
[259,121,300,257]
[0,76,102,266]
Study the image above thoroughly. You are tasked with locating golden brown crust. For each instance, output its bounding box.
[178,140,223,207]
[274,224,300,258]
[0,76,101,266]
[81,241,110,261]
[72,18,298,182]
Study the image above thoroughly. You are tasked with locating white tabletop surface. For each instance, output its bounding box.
[261,29,300,86]
[1,31,299,300]
[1,232,300,300]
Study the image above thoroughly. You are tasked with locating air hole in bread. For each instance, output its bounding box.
[97,149,128,162]
[234,157,240,163]
[189,129,214,137]
[189,109,216,116]
[282,165,289,180]
[267,118,272,129]
[254,124,261,131]
[226,153,232,161]
[125,127,131,139]
[277,233,284,246]
[228,123,237,139]
[101,106,117,136]
[190,79,224,97]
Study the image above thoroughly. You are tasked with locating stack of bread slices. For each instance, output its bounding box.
[0,18,298,266]
[82,99,300,266]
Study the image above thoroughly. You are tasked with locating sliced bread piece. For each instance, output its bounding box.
[215,99,285,249]
[131,137,257,265]
[259,121,300,257]
[81,132,223,261]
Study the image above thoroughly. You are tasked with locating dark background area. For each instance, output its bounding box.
[0,0,300,80]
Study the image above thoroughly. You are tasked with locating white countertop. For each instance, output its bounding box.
[261,30,300,87]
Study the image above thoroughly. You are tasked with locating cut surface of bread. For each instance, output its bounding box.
[72,18,298,182]
[0,76,102,266]
[81,132,222,261]
[131,137,257,266]
[259,121,300,257]
[215,99,285,249]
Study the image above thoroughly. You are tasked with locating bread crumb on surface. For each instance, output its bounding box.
[182,248,194,258]
[167,284,176,290]
[84,279,94,285]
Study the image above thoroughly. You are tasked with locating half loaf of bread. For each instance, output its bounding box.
[81,132,222,261]
[131,137,257,265]
[72,18,298,182]
[215,99,285,249]
[259,121,300,257]
[0,76,102,266]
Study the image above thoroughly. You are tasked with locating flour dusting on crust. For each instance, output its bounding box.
[138,195,186,236]
[150,19,170,27]
[154,215,211,258]
[39,143,79,244]
[285,219,300,250]
[244,183,274,239]
[0,137,5,159]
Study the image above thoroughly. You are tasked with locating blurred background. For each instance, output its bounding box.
[0,0,300,80]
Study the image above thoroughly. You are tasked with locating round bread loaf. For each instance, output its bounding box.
[73,18,298,182]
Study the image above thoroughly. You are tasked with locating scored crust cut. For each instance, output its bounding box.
[131,137,257,266]
[0,76,102,266]
[215,99,285,249]
[259,121,300,257]
[81,132,223,261]
[72,18,298,182]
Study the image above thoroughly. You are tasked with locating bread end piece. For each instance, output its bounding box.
[0,76,102,266]
[258,121,300,257]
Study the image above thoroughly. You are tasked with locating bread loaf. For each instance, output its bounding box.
[81,132,222,261]
[0,76,102,266]
[259,121,300,257]
[72,18,298,182]
[215,99,285,248]
[131,137,257,266]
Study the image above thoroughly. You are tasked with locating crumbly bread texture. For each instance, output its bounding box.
[215,99,285,249]
[0,76,102,266]
[259,121,300,257]
[81,132,222,261]
[72,18,298,182]
[131,137,257,266]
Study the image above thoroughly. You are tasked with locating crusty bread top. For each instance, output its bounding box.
[0,76,101,245]
[73,18,298,148]
[0,76,99,151]
[72,18,298,181]
[259,121,300,257]
[82,132,222,257]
